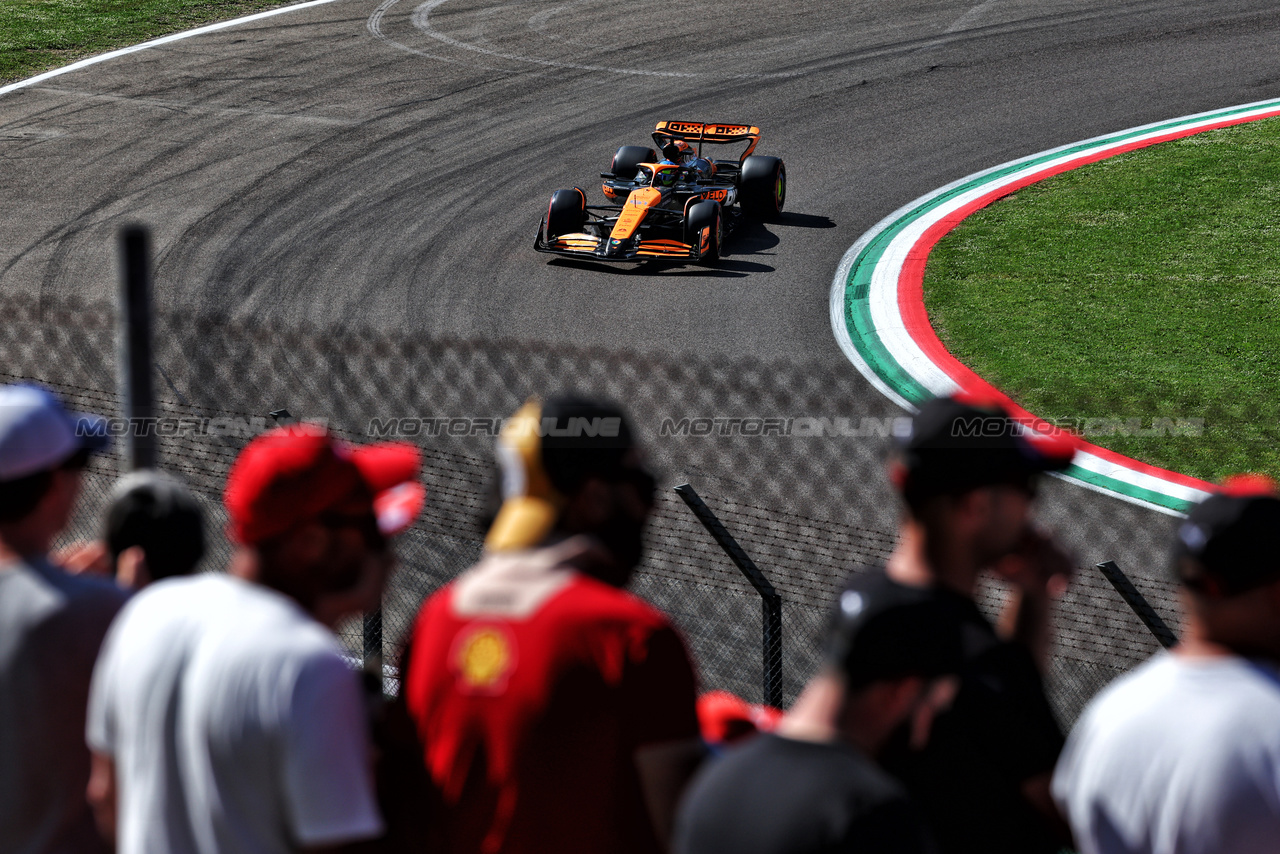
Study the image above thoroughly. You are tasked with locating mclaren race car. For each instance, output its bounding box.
[534,121,786,264]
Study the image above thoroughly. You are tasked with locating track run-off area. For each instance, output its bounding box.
[835,97,1280,516]
[5,0,1280,641]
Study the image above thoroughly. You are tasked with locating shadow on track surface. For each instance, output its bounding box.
[545,257,768,277]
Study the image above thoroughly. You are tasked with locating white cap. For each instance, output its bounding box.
[0,385,109,481]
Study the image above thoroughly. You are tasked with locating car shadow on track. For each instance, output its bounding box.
[775,212,836,229]
[547,258,765,277]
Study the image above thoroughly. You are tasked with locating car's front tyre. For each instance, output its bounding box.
[544,188,586,239]
[685,200,723,263]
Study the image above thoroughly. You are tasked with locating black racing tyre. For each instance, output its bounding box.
[610,145,659,180]
[684,200,722,262]
[545,188,586,238]
[739,155,786,219]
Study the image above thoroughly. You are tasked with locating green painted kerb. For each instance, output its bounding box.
[1064,465,1194,514]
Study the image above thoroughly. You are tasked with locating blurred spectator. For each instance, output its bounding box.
[85,424,424,854]
[1052,478,1280,854]
[673,577,963,854]
[401,395,702,854]
[696,690,782,751]
[0,384,125,854]
[103,469,205,586]
[871,394,1077,854]
[48,469,204,584]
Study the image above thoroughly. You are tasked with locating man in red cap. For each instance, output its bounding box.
[401,395,702,854]
[86,425,423,854]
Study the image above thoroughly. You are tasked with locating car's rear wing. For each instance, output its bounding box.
[652,121,761,161]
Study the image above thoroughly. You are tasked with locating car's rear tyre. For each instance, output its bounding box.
[685,200,722,262]
[739,155,786,219]
[545,188,586,239]
[610,145,659,180]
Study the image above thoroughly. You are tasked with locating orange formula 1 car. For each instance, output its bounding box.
[534,121,786,264]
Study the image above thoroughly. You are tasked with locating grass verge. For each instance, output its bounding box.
[1,0,298,86]
[924,117,1280,482]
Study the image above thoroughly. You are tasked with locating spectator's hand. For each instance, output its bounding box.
[992,527,1074,600]
[53,540,112,577]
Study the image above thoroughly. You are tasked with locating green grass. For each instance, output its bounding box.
[924,118,1280,482]
[0,0,297,85]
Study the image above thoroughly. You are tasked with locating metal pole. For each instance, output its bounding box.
[363,610,383,675]
[674,483,782,707]
[118,225,156,470]
[1097,561,1179,649]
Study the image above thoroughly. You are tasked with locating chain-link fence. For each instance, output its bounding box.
[4,290,1194,723]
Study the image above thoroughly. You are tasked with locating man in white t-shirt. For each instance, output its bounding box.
[86,425,425,854]
[1052,477,1280,854]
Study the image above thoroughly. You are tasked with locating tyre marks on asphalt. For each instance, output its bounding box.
[374,0,804,79]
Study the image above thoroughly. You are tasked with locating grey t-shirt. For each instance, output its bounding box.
[0,556,128,854]
[1053,652,1280,854]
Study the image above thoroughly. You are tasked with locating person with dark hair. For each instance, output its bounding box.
[0,384,125,854]
[103,469,205,587]
[868,393,1078,854]
[1052,477,1280,854]
[672,577,963,854]
[401,395,702,854]
[85,424,425,854]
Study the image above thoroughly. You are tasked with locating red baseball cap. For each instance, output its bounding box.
[225,424,425,546]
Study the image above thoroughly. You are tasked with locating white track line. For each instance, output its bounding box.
[0,0,346,99]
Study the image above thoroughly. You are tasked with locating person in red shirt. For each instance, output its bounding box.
[402,395,702,854]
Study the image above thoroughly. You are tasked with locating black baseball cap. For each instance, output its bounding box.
[897,395,1075,500]
[485,395,648,551]
[1174,475,1280,597]
[826,575,964,689]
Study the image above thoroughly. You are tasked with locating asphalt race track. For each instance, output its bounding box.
[8,0,1280,349]
[4,0,1280,705]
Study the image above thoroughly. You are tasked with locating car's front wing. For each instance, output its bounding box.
[534,227,701,262]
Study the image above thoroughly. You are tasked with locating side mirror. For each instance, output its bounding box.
[599,172,616,179]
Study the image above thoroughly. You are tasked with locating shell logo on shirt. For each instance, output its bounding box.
[452,624,516,694]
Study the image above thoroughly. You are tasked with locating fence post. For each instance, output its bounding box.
[117,225,156,471]
[673,484,782,708]
[1097,561,1178,649]
[363,610,383,673]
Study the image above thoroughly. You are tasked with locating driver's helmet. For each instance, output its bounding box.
[661,140,695,164]
[653,165,678,187]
